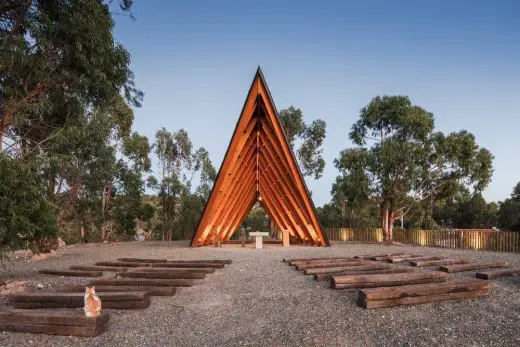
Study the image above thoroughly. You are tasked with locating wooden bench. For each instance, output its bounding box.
[57,285,177,296]
[314,267,415,282]
[294,260,365,271]
[354,253,405,260]
[38,269,103,277]
[152,262,224,269]
[304,263,389,276]
[283,257,355,265]
[168,259,232,264]
[476,268,520,279]
[409,258,470,267]
[89,278,194,287]
[96,261,149,268]
[0,309,110,336]
[331,271,447,289]
[440,261,506,273]
[118,258,168,263]
[70,265,131,272]
[11,292,150,309]
[357,280,492,308]
[118,258,232,264]
[116,271,205,280]
[130,267,216,274]
[370,254,419,261]
[387,256,445,264]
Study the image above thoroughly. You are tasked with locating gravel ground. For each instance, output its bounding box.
[1,241,520,347]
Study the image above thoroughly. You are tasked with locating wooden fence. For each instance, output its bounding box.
[325,227,520,253]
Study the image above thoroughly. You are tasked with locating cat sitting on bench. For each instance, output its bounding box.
[84,286,102,317]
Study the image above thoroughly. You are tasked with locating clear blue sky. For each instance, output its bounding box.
[113,0,520,206]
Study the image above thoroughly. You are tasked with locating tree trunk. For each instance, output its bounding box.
[381,208,389,241]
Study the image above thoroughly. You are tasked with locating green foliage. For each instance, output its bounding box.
[0,155,57,255]
[279,106,326,179]
[151,128,216,241]
[333,95,494,240]
[498,182,520,230]
[239,205,270,234]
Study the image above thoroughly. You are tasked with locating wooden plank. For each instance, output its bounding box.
[89,278,194,287]
[304,263,390,275]
[0,309,110,337]
[359,280,492,300]
[70,265,131,272]
[314,268,414,282]
[371,254,418,261]
[331,271,447,289]
[440,261,507,273]
[130,267,215,274]
[152,262,224,269]
[476,268,520,280]
[118,258,167,263]
[294,260,365,271]
[409,258,470,267]
[38,269,103,277]
[95,261,150,268]
[354,253,405,260]
[388,256,445,263]
[57,285,177,296]
[117,271,205,279]
[289,258,357,266]
[11,291,149,302]
[359,289,490,309]
[0,322,105,337]
[283,257,353,263]
[13,300,150,310]
[0,309,110,327]
[358,280,492,308]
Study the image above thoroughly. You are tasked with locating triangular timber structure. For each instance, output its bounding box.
[190,68,329,247]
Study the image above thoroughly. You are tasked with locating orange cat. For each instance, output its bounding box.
[84,286,102,317]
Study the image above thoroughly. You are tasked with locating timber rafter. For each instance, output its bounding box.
[190,68,329,247]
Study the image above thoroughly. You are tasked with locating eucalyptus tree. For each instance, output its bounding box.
[333,96,494,241]
[152,128,218,240]
[498,182,520,231]
[278,106,326,179]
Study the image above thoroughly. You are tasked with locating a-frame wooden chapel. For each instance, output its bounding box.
[190,68,329,247]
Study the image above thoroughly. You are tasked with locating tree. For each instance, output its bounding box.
[1,0,141,153]
[334,96,494,241]
[151,128,216,240]
[498,182,520,230]
[278,106,326,179]
[0,0,143,248]
[0,154,57,256]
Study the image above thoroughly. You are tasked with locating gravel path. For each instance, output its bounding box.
[1,241,520,347]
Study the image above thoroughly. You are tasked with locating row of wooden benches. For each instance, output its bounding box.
[283,254,495,309]
[0,258,232,336]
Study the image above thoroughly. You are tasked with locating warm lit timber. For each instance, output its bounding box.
[354,253,405,260]
[439,261,506,273]
[294,260,365,271]
[283,257,355,264]
[190,68,327,247]
[357,280,492,309]
[475,268,520,279]
[304,263,390,276]
[117,271,205,280]
[57,285,177,296]
[314,267,414,282]
[0,309,110,337]
[330,271,447,289]
[409,259,470,267]
[387,256,445,263]
[38,269,103,277]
